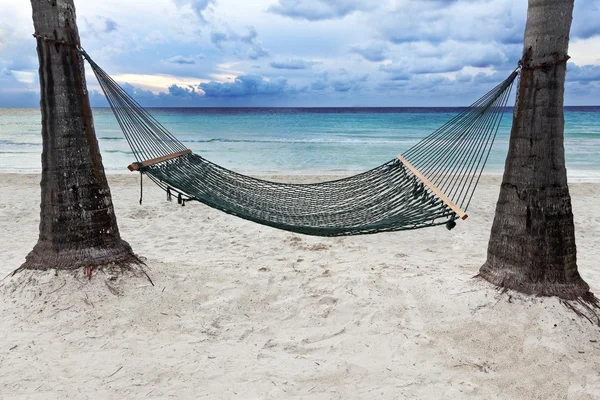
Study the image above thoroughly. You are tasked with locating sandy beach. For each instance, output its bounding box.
[1,173,599,399]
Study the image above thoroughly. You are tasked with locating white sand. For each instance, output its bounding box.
[1,173,599,399]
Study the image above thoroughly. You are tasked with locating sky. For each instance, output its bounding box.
[0,0,599,107]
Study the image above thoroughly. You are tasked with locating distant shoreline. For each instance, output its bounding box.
[3,171,600,184]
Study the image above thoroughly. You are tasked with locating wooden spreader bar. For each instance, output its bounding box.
[396,155,468,220]
[127,149,192,171]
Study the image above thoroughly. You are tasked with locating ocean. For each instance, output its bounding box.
[1,107,599,180]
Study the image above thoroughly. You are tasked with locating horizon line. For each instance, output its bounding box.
[2,105,600,109]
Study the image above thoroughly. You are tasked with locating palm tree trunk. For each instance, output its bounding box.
[479,0,592,300]
[20,0,141,271]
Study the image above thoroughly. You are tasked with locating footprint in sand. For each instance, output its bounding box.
[318,296,338,305]
[397,289,434,346]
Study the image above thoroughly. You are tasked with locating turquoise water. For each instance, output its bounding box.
[1,107,599,180]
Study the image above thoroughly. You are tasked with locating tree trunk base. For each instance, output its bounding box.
[479,263,600,325]
[479,261,594,301]
[15,239,143,273]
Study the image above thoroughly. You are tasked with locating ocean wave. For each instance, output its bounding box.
[98,135,419,145]
[99,136,124,141]
[0,139,41,146]
[179,137,417,145]
[104,150,135,155]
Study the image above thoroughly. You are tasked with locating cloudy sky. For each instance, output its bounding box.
[1,0,599,107]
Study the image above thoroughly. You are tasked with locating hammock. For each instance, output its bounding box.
[81,49,518,237]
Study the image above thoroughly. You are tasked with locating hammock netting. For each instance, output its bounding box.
[81,49,518,236]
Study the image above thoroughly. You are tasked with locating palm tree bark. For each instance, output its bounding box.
[20,0,141,271]
[480,0,593,300]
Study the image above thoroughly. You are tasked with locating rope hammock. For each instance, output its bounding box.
[80,49,518,237]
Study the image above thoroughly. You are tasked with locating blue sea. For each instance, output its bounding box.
[1,107,599,180]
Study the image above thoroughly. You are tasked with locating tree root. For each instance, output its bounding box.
[560,292,600,326]
[74,259,153,286]
[11,251,154,288]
